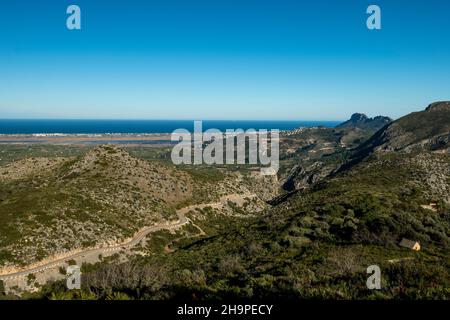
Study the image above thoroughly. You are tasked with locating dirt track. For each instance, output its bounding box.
[0,210,188,281]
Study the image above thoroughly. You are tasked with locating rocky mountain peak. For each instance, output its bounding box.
[425,101,450,112]
[349,113,369,122]
[337,113,392,130]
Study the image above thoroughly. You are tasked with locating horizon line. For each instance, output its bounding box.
[0,118,344,122]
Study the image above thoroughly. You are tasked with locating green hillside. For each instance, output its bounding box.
[30,151,450,300]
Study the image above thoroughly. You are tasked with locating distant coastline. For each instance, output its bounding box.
[0,119,340,135]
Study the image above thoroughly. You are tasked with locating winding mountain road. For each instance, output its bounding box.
[0,193,255,282]
[0,211,190,281]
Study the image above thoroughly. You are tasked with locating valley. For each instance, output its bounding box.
[0,102,449,300]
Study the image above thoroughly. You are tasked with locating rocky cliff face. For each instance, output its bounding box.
[281,162,336,191]
[280,102,450,192]
[279,112,392,191]
[353,101,450,157]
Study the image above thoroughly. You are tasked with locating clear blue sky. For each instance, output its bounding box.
[0,0,449,120]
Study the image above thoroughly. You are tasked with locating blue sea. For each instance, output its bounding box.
[0,119,340,134]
